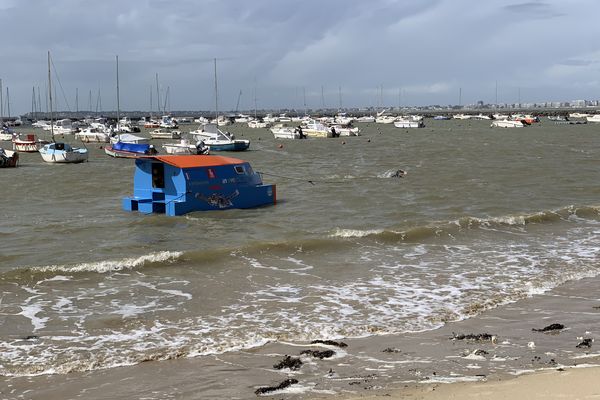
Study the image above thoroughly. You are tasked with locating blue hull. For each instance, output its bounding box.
[124,184,275,216]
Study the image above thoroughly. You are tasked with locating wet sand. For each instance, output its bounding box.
[345,366,600,399]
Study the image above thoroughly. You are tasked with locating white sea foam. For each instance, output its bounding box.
[31,251,184,274]
[330,228,384,238]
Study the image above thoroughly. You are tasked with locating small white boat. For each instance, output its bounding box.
[39,142,88,163]
[331,124,361,136]
[190,124,250,151]
[13,133,47,152]
[75,127,110,143]
[247,119,269,129]
[270,124,302,139]
[357,115,376,123]
[394,118,424,128]
[110,133,149,144]
[162,138,210,155]
[491,120,524,128]
[159,115,178,129]
[0,147,19,167]
[375,115,396,124]
[453,114,472,120]
[301,120,333,138]
[585,114,600,123]
[150,128,182,139]
[0,127,13,141]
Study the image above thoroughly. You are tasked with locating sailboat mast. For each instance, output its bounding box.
[0,78,3,125]
[6,87,10,118]
[214,58,218,127]
[155,73,160,114]
[116,55,120,124]
[48,51,55,141]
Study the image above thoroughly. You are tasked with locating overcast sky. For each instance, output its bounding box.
[1,0,599,115]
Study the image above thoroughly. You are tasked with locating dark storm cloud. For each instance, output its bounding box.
[0,0,599,114]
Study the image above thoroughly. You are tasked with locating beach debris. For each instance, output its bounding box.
[382,347,402,353]
[300,349,336,359]
[532,323,565,332]
[576,338,593,348]
[254,378,299,396]
[310,339,347,348]
[451,333,496,342]
[273,355,303,371]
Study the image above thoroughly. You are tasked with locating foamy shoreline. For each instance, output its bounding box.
[340,366,600,399]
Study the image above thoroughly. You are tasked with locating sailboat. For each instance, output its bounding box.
[190,58,249,151]
[105,55,156,158]
[39,51,89,163]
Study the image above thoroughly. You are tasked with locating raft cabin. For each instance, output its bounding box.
[123,155,276,216]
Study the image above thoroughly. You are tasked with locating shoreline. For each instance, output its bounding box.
[342,366,600,399]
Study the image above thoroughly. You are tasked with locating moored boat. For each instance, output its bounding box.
[190,124,249,151]
[0,147,18,167]
[122,155,276,216]
[105,141,158,158]
[39,142,88,163]
[270,124,303,139]
[13,133,48,152]
[394,118,424,128]
[150,128,182,139]
[162,138,209,155]
[491,120,524,128]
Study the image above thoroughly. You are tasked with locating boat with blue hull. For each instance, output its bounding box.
[190,123,250,151]
[105,141,158,158]
[122,155,276,216]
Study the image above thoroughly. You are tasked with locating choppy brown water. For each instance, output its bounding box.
[1,118,600,398]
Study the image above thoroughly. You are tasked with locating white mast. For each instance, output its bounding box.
[48,51,55,142]
[214,58,219,127]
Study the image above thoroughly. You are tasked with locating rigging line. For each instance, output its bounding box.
[49,56,72,112]
[256,171,346,185]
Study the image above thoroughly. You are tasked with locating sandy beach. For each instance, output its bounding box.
[346,367,600,399]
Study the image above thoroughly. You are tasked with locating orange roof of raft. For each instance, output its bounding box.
[145,155,246,168]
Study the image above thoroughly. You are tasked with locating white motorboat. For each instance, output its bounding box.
[301,120,333,138]
[585,114,600,122]
[247,119,269,129]
[375,115,396,124]
[394,118,424,128]
[453,114,472,120]
[150,128,182,139]
[331,124,361,136]
[13,133,48,152]
[270,124,302,139]
[75,126,110,143]
[110,133,149,144]
[190,123,250,151]
[162,138,209,155]
[159,115,178,129]
[357,115,376,123]
[491,120,524,128]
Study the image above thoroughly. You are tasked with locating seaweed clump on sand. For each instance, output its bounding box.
[532,323,565,332]
[273,355,303,371]
[255,379,299,396]
[300,349,336,359]
[451,333,496,342]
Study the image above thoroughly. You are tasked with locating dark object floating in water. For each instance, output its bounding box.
[22,335,39,340]
[382,347,402,353]
[254,378,299,396]
[451,333,495,342]
[310,339,348,348]
[532,323,565,332]
[576,338,593,348]
[300,349,336,359]
[273,355,303,371]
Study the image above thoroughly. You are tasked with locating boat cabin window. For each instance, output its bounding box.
[234,165,245,174]
[55,143,65,151]
[151,163,165,188]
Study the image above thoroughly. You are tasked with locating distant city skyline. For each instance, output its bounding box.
[1,0,600,116]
